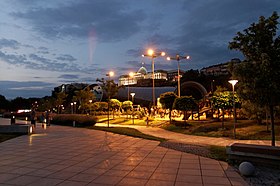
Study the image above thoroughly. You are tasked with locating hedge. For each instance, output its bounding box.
[51,114,97,127]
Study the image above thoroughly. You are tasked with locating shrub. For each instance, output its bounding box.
[51,114,97,127]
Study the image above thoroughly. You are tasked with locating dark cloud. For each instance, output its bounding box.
[0,38,20,49]
[0,51,27,65]
[58,74,79,79]
[0,80,55,99]
[12,0,146,42]
[56,54,76,62]
[141,0,280,69]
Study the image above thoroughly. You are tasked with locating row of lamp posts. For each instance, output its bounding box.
[142,48,238,139]
[142,49,190,102]
[101,49,238,137]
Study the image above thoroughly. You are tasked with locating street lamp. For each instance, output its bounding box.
[142,49,166,106]
[228,79,238,139]
[106,71,114,127]
[71,103,73,114]
[130,92,135,125]
[73,102,77,127]
[73,102,77,114]
[89,100,92,115]
[128,72,134,100]
[167,54,190,97]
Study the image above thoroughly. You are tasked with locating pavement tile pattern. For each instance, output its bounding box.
[0,124,248,185]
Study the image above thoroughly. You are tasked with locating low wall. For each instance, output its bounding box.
[0,125,31,134]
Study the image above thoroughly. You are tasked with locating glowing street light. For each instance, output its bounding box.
[128,72,134,100]
[89,100,92,115]
[142,49,166,106]
[71,102,73,114]
[167,54,190,97]
[228,79,238,139]
[106,71,114,127]
[130,92,135,125]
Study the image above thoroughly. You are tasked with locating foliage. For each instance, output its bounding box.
[98,102,109,111]
[73,88,96,114]
[240,100,265,125]
[229,12,280,146]
[37,96,56,112]
[211,87,238,128]
[122,100,132,110]
[96,78,121,100]
[173,96,197,111]
[51,114,97,127]
[173,96,197,124]
[54,92,67,106]
[89,126,166,142]
[110,99,121,110]
[160,92,177,124]
[161,119,280,140]
[0,95,10,111]
[208,146,227,162]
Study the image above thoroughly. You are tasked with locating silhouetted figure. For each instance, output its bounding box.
[30,110,36,127]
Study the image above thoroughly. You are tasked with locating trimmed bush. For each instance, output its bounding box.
[51,114,97,127]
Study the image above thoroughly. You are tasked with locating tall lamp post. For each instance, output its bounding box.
[228,79,238,139]
[130,92,135,125]
[127,72,134,100]
[142,49,165,106]
[167,54,190,97]
[106,71,114,127]
[89,100,92,115]
[71,102,73,114]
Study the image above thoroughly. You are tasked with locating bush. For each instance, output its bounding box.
[51,114,97,127]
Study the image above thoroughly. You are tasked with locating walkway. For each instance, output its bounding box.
[95,123,279,147]
[0,119,248,186]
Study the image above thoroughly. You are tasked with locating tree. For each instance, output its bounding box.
[110,99,121,118]
[54,92,67,113]
[211,87,235,129]
[240,100,265,126]
[38,96,56,112]
[96,78,120,100]
[159,92,177,124]
[229,12,280,146]
[73,88,96,114]
[0,95,10,111]
[122,100,133,118]
[173,96,197,126]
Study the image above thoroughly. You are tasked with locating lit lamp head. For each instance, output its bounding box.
[129,72,134,77]
[108,71,114,77]
[228,80,238,86]
[143,49,165,57]
[130,92,135,97]
[147,49,154,56]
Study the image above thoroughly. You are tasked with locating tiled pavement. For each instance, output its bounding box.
[0,124,248,186]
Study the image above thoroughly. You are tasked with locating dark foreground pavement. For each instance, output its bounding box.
[0,122,247,185]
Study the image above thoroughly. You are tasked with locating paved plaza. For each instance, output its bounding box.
[0,119,248,186]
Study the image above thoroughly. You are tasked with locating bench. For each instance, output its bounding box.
[226,143,280,168]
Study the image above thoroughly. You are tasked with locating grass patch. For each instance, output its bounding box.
[161,119,280,140]
[89,126,166,142]
[208,145,227,162]
[0,133,22,143]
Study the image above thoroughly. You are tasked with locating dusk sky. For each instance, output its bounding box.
[0,0,279,99]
